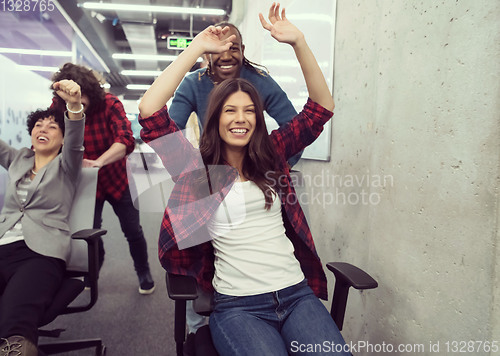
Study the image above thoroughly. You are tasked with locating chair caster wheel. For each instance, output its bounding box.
[96,345,106,355]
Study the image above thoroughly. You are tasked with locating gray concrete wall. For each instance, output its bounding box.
[241,0,499,354]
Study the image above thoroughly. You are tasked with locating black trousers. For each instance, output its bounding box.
[0,241,65,343]
[93,186,150,275]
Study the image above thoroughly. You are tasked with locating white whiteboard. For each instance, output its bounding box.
[0,54,54,208]
[0,55,53,149]
[261,0,337,161]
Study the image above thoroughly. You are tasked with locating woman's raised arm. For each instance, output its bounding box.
[259,3,334,112]
[139,26,236,118]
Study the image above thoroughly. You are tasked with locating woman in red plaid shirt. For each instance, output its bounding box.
[51,64,155,295]
[139,4,349,355]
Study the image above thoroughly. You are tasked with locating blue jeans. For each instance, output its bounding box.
[93,186,150,275]
[209,280,350,356]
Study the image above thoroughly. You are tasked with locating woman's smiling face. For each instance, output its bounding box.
[218,90,256,152]
[31,116,64,155]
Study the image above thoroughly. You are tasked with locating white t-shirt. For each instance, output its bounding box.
[207,180,304,296]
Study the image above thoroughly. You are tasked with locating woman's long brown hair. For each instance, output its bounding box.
[199,78,283,209]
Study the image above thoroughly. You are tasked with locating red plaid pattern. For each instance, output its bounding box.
[52,93,135,200]
[140,98,333,300]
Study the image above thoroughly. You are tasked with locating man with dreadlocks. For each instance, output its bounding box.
[168,22,301,164]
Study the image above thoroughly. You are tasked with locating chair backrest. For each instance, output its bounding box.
[66,168,98,272]
[68,168,98,233]
[126,146,174,212]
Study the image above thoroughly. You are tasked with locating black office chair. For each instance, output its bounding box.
[34,168,107,355]
[38,228,107,356]
[166,261,378,356]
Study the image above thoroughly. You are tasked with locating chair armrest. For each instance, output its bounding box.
[165,272,198,300]
[64,228,106,314]
[326,262,378,290]
[326,262,378,331]
[71,228,107,241]
[165,272,214,315]
[165,273,200,355]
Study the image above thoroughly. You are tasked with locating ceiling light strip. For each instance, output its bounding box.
[81,2,226,16]
[52,0,110,72]
[113,53,177,62]
[17,65,60,72]
[127,84,151,90]
[113,53,203,62]
[0,48,72,57]
[121,70,162,76]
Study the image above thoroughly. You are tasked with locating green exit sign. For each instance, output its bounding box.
[167,37,193,50]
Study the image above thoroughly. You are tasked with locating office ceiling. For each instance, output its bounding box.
[0,0,233,100]
[61,0,233,100]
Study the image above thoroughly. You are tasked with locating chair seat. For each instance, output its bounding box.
[40,278,85,327]
[194,326,218,356]
[166,261,378,356]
